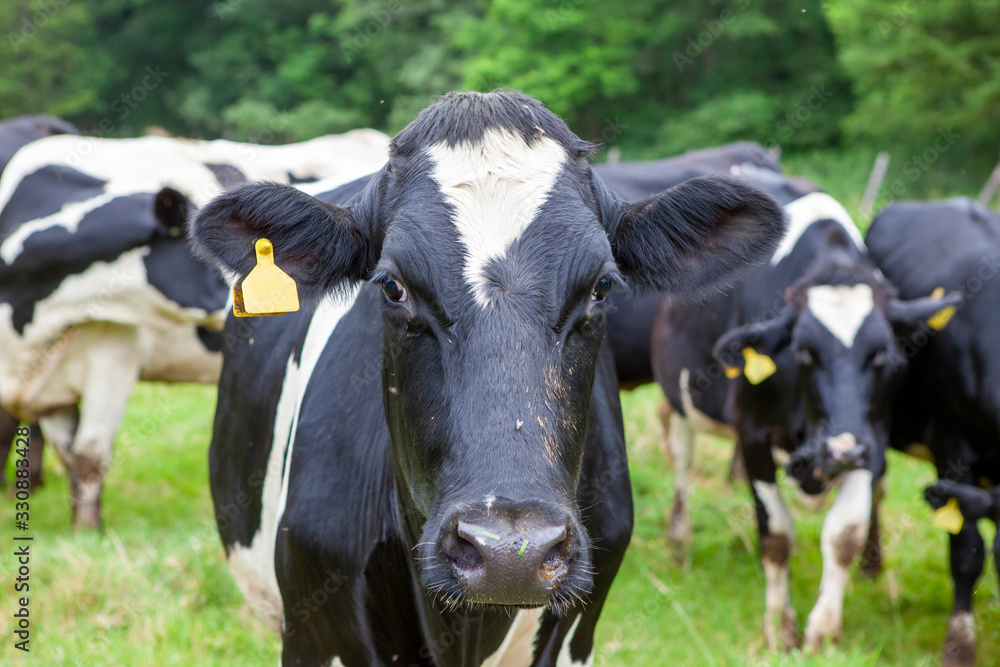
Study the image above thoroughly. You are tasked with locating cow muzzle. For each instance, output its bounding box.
[787,432,870,491]
[825,432,868,472]
[430,500,590,608]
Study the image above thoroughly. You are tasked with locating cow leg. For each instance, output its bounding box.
[942,525,983,667]
[728,440,748,483]
[0,409,18,488]
[26,423,44,488]
[803,469,874,653]
[51,324,143,529]
[663,402,696,553]
[41,405,80,498]
[746,441,798,651]
[859,475,884,578]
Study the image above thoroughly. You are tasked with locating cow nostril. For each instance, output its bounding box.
[445,531,485,572]
[542,542,567,569]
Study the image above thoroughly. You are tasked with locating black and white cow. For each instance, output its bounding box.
[0,115,80,488]
[0,129,389,527]
[190,90,786,666]
[592,142,786,389]
[867,198,1000,667]
[651,179,956,652]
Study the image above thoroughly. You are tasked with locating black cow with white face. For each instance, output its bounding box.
[651,181,955,653]
[191,90,785,666]
[868,198,1000,667]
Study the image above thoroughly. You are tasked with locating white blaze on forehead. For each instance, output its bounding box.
[426,128,567,307]
[771,192,864,265]
[806,284,874,348]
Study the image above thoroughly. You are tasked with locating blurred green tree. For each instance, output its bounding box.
[825,0,1000,175]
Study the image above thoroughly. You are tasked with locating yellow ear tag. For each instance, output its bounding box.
[927,286,955,330]
[232,238,299,317]
[933,497,964,535]
[724,366,742,379]
[742,348,776,385]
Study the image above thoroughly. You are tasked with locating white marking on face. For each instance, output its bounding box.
[771,192,864,265]
[804,469,872,649]
[426,128,567,307]
[227,287,361,630]
[806,284,874,348]
[752,481,794,538]
[482,607,544,667]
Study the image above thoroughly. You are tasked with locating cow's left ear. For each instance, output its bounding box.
[605,176,786,293]
[712,305,796,374]
[154,187,190,238]
[887,291,962,333]
[190,181,382,295]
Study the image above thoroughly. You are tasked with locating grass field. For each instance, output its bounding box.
[1,382,997,665]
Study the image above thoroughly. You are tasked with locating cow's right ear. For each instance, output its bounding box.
[712,306,796,372]
[190,182,380,294]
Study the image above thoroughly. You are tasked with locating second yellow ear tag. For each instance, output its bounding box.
[742,348,776,385]
[933,497,964,535]
[232,238,300,318]
[927,287,955,330]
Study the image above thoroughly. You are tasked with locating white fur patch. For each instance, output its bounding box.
[426,128,566,307]
[482,607,544,667]
[806,284,874,348]
[752,481,794,539]
[771,192,864,265]
[556,614,592,667]
[804,469,872,649]
[227,287,362,630]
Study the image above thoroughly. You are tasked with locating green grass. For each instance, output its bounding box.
[1,383,997,665]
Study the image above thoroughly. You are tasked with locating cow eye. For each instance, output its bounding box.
[592,275,613,301]
[381,277,407,303]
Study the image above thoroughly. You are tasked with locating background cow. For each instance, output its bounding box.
[651,175,955,652]
[867,198,1000,667]
[0,115,80,489]
[594,142,785,389]
[190,90,785,666]
[0,129,389,528]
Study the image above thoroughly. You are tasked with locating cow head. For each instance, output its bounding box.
[714,231,959,492]
[191,91,784,611]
